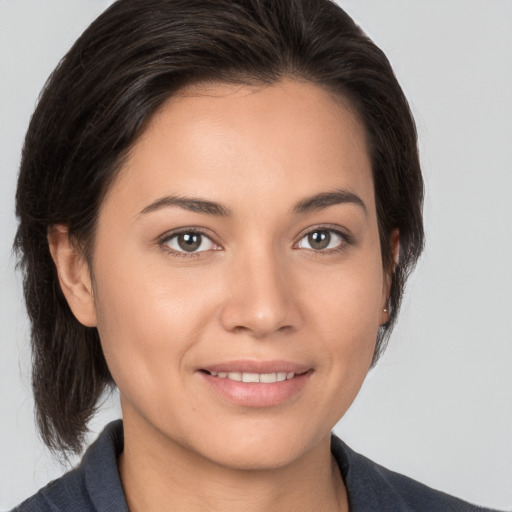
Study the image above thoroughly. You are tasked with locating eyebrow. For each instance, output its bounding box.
[293,189,367,216]
[139,196,232,216]
[139,188,366,218]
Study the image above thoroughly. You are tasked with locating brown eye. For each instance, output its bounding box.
[297,229,344,251]
[163,231,216,253]
[308,230,331,250]
[177,233,201,252]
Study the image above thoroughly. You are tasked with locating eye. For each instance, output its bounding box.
[296,229,345,251]
[162,231,217,254]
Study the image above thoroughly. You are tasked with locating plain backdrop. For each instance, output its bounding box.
[1,0,511,509]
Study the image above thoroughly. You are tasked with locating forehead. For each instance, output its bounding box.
[106,79,374,218]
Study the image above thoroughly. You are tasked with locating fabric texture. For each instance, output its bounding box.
[12,420,502,511]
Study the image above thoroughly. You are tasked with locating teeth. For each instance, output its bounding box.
[242,372,260,383]
[208,371,297,383]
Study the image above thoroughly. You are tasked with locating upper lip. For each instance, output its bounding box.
[200,360,312,375]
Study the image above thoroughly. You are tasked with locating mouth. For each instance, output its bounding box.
[202,370,303,383]
[198,361,312,407]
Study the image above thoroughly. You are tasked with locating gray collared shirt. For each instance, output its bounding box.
[13,420,501,511]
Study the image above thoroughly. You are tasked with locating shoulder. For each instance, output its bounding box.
[10,421,128,512]
[10,467,89,512]
[331,434,503,512]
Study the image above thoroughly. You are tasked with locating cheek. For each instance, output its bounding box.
[90,248,220,389]
[301,251,384,374]
[302,252,385,332]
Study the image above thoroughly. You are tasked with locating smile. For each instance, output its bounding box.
[208,371,296,383]
[200,363,312,407]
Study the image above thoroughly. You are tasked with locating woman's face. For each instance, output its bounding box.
[89,80,390,469]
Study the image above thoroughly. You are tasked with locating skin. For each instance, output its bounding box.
[50,80,394,511]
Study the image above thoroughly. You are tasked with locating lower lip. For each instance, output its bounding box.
[199,371,312,407]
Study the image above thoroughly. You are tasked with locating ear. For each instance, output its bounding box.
[48,225,97,327]
[381,229,400,324]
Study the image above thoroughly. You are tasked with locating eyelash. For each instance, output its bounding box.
[158,226,353,258]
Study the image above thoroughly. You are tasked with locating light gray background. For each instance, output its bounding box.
[1,0,511,509]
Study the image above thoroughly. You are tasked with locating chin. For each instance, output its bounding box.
[186,420,329,472]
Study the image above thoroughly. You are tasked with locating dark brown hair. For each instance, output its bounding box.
[14,0,424,455]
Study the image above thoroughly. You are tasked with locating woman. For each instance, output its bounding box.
[9,0,507,510]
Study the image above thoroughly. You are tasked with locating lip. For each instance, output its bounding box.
[197,360,313,407]
[201,359,311,375]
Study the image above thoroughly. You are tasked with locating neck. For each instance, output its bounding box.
[119,415,348,512]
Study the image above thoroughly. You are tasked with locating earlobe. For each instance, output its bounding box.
[47,225,97,327]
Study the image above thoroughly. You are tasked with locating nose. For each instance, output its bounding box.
[219,247,303,339]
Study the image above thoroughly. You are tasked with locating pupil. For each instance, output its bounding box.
[178,233,201,252]
[308,230,330,250]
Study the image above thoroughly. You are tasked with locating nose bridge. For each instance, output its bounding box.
[220,241,300,337]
